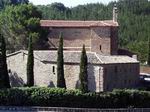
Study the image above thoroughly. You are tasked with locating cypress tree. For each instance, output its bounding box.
[57,33,66,89]
[26,36,34,87]
[79,45,88,93]
[148,38,150,66]
[0,33,10,88]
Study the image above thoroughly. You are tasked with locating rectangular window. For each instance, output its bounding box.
[52,66,55,74]
[100,45,102,51]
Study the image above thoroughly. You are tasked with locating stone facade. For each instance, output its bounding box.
[7,50,139,92]
[39,20,118,55]
[6,18,140,92]
[102,63,139,91]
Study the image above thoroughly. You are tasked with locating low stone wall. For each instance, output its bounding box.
[0,107,150,112]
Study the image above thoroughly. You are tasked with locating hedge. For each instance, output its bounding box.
[0,87,150,108]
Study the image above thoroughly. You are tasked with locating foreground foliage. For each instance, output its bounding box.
[0,34,10,88]
[26,36,34,87]
[0,87,150,108]
[79,45,88,93]
[57,33,66,89]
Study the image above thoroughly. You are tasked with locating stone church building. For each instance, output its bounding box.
[6,6,140,92]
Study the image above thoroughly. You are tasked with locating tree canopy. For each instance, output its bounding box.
[0,0,28,10]
[0,4,42,52]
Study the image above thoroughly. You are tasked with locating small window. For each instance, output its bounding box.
[100,45,102,51]
[8,69,11,73]
[52,66,55,74]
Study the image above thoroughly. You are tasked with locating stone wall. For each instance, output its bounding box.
[47,27,91,50]
[102,63,139,91]
[7,52,102,92]
[7,52,57,87]
[41,26,118,55]
[91,27,111,55]
[110,27,118,55]
[7,52,139,92]
[7,52,27,86]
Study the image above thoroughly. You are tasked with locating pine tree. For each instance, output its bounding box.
[148,38,150,66]
[57,33,66,89]
[0,33,10,88]
[79,45,88,93]
[26,36,34,87]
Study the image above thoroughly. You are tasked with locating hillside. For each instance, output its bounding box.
[37,0,150,62]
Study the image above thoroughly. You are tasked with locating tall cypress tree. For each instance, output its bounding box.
[148,38,150,66]
[0,33,10,88]
[79,45,88,93]
[26,36,34,87]
[57,33,66,89]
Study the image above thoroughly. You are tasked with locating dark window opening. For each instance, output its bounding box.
[8,69,11,73]
[100,45,102,51]
[52,66,55,74]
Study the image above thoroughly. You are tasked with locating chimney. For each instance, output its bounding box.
[113,4,118,22]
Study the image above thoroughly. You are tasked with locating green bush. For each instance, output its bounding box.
[0,87,150,108]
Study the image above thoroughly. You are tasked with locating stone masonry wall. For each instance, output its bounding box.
[7,52,102,92]
[102,63,139,91]
[111,27,118,55]
[47,27,91,50]
[7,52,57,87]
[41,26,118,55]
[91,27,111,55]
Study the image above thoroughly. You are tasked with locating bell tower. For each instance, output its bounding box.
[113,3,118,22]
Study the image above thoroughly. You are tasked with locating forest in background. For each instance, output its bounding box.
[0,0,150,62]
[37,0,150,62]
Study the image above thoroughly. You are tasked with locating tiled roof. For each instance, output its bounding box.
[7,50,138,64]
[40,20,119,28]
[34,51,101,64]
[97,54,139,64]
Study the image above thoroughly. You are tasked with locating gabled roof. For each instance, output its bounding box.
[40,20,119,28]
[7,50,138,64]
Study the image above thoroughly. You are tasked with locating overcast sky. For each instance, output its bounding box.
[29,0,116,7]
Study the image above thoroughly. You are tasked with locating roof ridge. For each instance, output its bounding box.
[94,53,103,63]
[40,20,119,27]
[101,21,112,26]
[7,50,24,57]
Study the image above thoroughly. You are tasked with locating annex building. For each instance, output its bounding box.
[7,6,140,92]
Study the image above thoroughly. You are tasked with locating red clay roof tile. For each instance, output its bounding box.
[40,20,119,27]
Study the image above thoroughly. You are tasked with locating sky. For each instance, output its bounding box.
[29,0,116,7]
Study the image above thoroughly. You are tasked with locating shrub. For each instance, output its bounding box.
[0,87,150,108]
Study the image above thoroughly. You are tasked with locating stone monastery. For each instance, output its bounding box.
[7,6,139,92]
